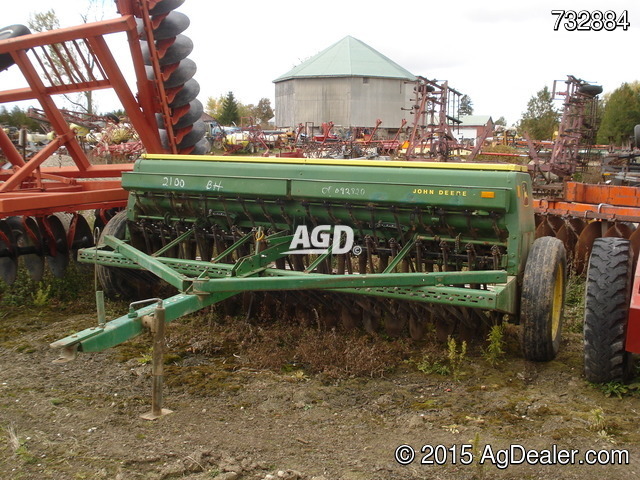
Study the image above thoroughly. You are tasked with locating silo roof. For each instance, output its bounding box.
[273,36,416,83]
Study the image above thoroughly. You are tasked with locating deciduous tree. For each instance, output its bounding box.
[519,87,559,140]
[596,82,640,145]
[458,95,474,117]
[205,95,225,119]
[28,3,104,114]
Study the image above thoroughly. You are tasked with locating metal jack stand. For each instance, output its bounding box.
[139,299,173,420]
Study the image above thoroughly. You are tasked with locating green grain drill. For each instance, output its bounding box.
[52,155,567,362]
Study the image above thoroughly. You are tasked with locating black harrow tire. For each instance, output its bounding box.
[149,0,186,15]
[96,211,160,300]
[578,84,603,97]
[583,237,634,383]
[148,58,197,88]
[168,78,200,108]
[141,34,193,66]
[0,25,31,71]
[520,236,567,361]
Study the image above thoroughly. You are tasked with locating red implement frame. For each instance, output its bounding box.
[0,6,171,218]
[534,182,640,222]
[627,260,640,353]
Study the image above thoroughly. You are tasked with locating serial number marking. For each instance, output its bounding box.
[551,9,629,31]
[321,186,366,196]
[161,176,186,188]
[412,188,468,197]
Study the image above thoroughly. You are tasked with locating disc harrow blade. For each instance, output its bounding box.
[0,219,18,285]
[6,216,44,282]
[604,222,634,239]
[574,221,603,275]
[40,215,69,279]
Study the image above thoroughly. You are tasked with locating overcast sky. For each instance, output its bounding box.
[3,0,638,127]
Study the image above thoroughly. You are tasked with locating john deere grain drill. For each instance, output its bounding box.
[53,155,567,363]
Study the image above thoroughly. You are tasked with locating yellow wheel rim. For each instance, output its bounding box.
[551,266,564,338]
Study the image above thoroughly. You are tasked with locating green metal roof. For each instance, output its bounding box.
[459,115,493,126]
[273,36,416,83]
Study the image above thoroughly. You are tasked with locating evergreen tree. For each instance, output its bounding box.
[218,91,240,126]
[1,106,40,130]
[596,82,640,145]
[519,86,559,140]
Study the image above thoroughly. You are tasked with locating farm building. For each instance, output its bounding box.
[456,115,494,147]
[273,36,416,131]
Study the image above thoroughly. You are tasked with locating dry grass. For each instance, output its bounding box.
[248,327,411,378]
[5,423,20,452]
[168,309,411,380]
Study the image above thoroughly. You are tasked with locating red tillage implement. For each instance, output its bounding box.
[0,0,206,284]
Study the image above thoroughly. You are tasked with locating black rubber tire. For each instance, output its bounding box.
[0,24,31,71]
[168,78,200,108]
[149,0,186,15]
[583,237,634,383]
[136,11,190,40]
[578,84,603,97]
[520,236,567,361]
[152,11,190,40]
[190,137,211,155]
[96,211,159,300]
[176,119,206,149]
[157,98,204,130]
[173,98,204,129]
[148,58,197,87]
[142,34,193,66]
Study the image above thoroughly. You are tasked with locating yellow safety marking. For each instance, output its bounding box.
[480,191,496,199]
[143,154,528,172]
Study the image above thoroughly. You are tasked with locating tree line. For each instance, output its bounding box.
[0,106,41,131]
[206,92,274,127]
[519,81,640,145]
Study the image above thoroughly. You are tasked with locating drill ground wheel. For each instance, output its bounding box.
[96,211,160,300]
[583,238,634,383]
[520,236,567,361]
